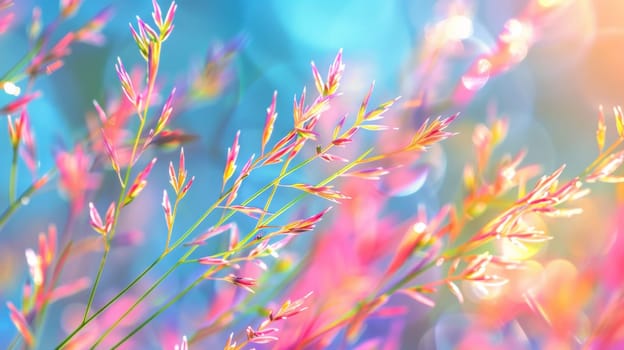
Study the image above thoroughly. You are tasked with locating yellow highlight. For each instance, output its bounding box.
[538,0,565,8]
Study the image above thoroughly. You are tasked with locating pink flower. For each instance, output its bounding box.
[55,145,101,214]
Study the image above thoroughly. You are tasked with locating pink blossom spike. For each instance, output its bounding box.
[92,100,107,123]
[261,91,278,155]
[60,0,81,18]
[614,106,624,137]
[289,183,350,203]
[88,202,107,235]
[179,176,194,198]
[101,129,121,183]
[223,205,270,218]
[7,302,34,347]
[155,87,176,134]
[49,32,75,58]
[446,281,464,303]
[399,289,436,308]
[147,42,161,93]
[249,335,279,344]
[7,114,21,148]
[319,153,348,163]
[49,277,90,302]
[263,142,296,166]
[168,161,178,194]
[332,114,348,140]
[342,167,390,180]
[198,257,230,265]
[1,92,40,115]
[104,202,115,232]
[123,157,157,206]
[75,6,113,46]
[151,0,163,27]
[224,274,256,294]
[228,223,239,250]
[129,23,148,58]
[159,1,177,41]
[186,223,236,246]
[310,61,324,96]
[222,130,240,191]
[587,151,624,183]
[162,189,173,231]
[357,82,375,122]
[115,57,137,105]
[386,217,433,277]
[326,48,344,96]
[281,207,332,234]
[0,12,15,34]
[597,105,606,153]
[137,17,158,42]
[269,292,313,321]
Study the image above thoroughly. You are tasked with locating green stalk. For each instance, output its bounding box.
[111,276,205,349]
[8,144,18,204]
[59,113,371,346]
[0,168,55,230]
[81,44,156,322]
[108,149,373,347]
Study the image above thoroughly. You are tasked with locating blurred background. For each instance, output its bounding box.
[1,0,623,348]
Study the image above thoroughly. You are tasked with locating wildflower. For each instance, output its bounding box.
[88,201,115,236]
[408,113,459,151]
[224,274,256,294]
[269,292,313,321]
[278,207,332,234]
[7,302,34,347]
[288,183,350,203]
[0,92,40,115]
[186,223,238,246]
[123,158,157,206]
[60,0,81,18]
[261,91,278,155]
[75,6,113,46]
[56,145,100,214]
[246,325,279,344]
[222,130,240,191]
[310,48,344,97]
[162,189,173,231]
[0,11,14,34]
[115,57,138,107]
[155,88,176,134]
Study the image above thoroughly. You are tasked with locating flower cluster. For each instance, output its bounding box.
[2,1,624,349]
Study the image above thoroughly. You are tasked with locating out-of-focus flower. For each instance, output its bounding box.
[55,145,101,214]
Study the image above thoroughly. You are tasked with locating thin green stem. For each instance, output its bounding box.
[6,335,19,350]
[109,150,374,347]
[163,196,181,253]
[0,168,55,230]
[91,260,184,347]
[55,258,161,349]
[60,118,369,346]
[80,48,156,321]
[81,246,109,323]
[1,41,42,83]
[111,275,204,349]
[9,145,18,204]
[584,137,624,176]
